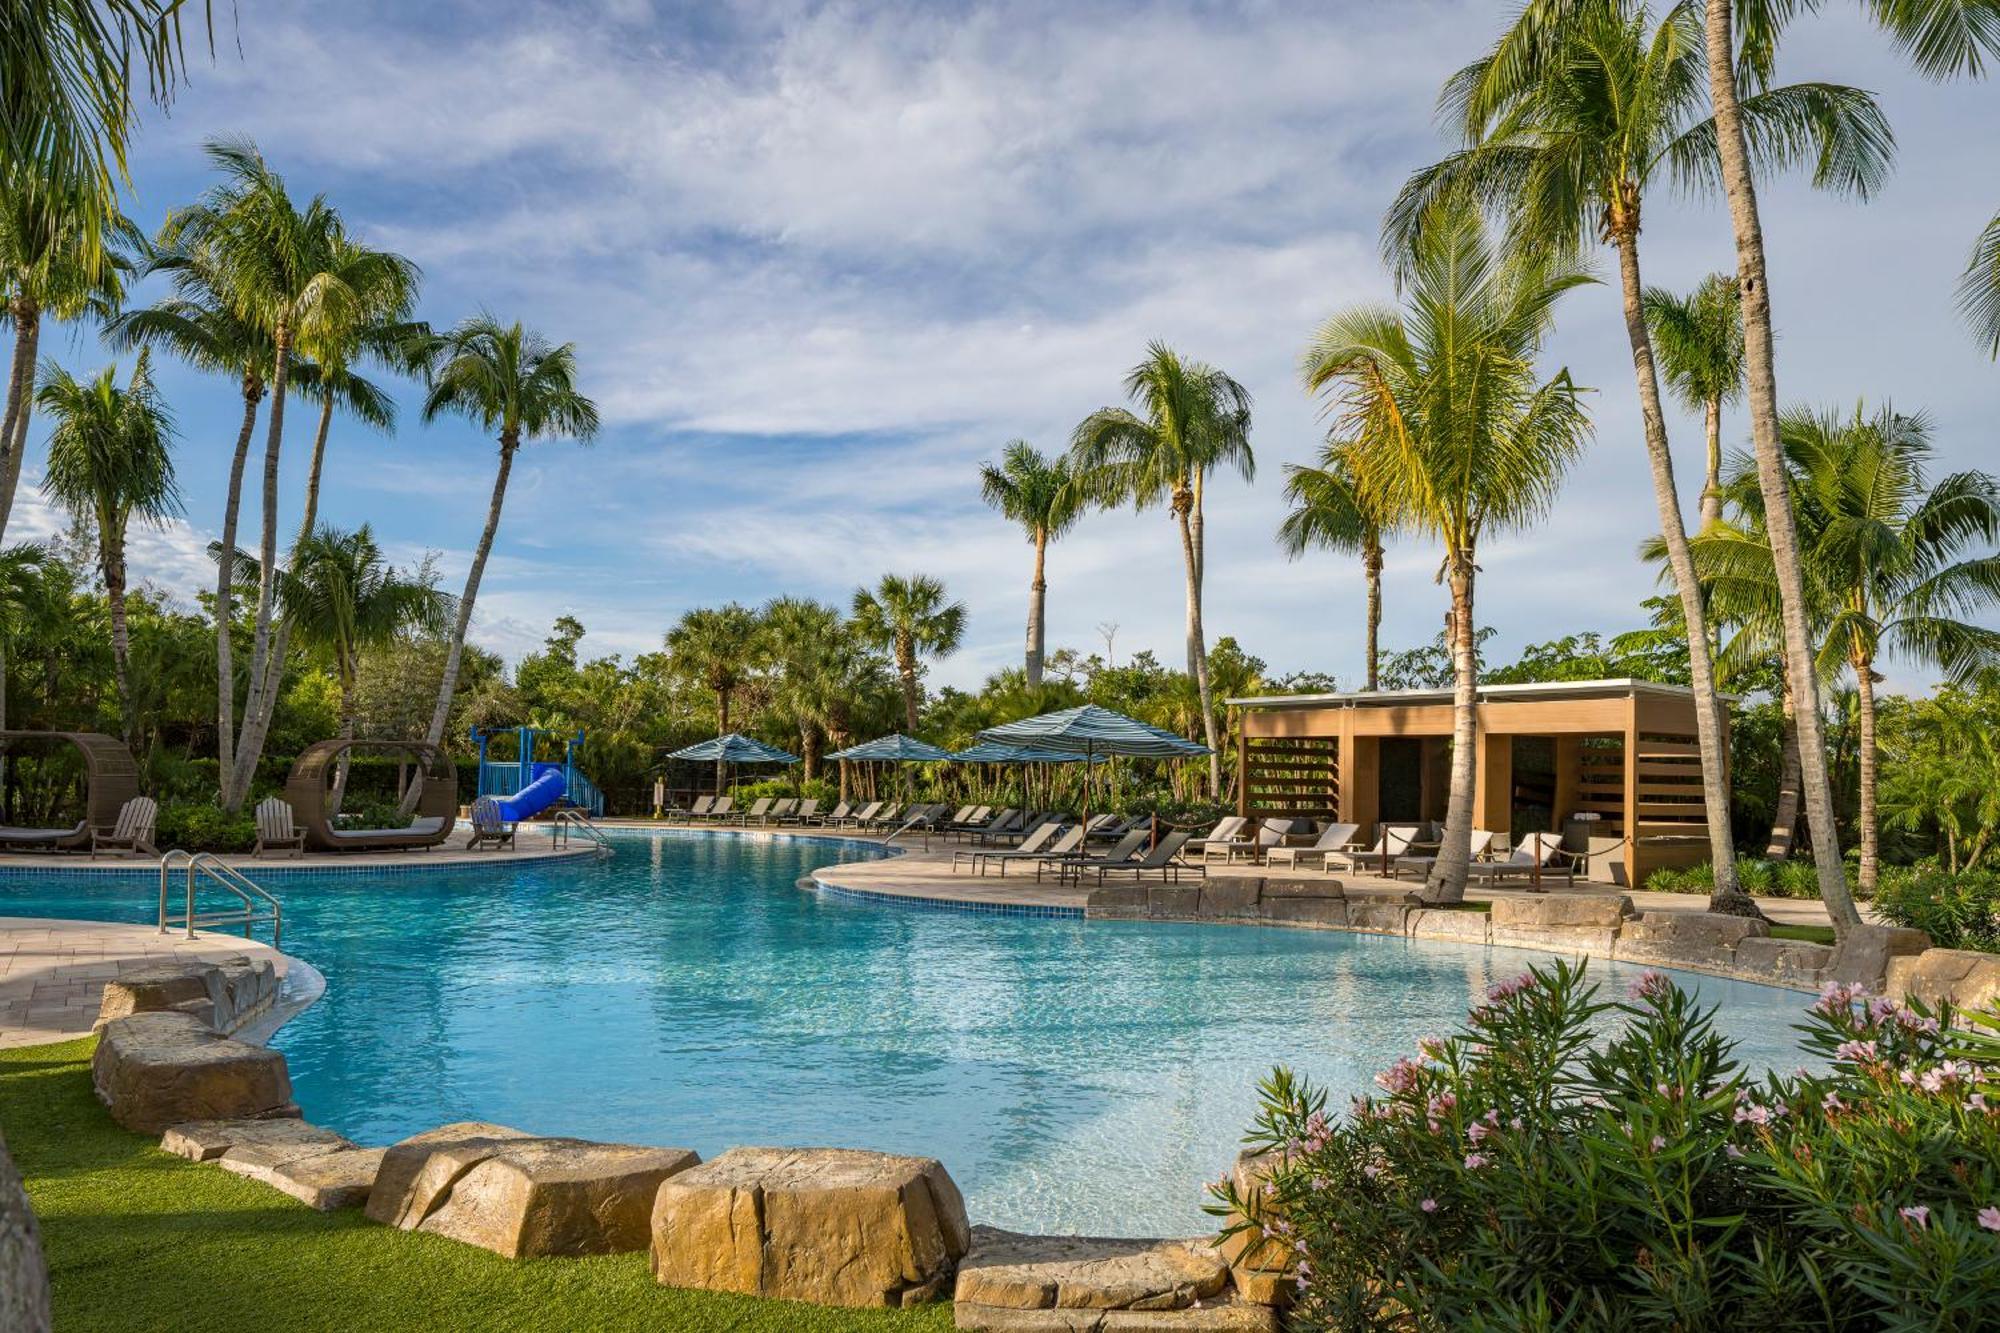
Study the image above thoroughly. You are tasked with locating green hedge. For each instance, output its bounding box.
[1874,866,2000,952]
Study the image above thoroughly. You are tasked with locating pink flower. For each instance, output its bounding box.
[1978,1206,2000,1232]
[1900,1205,1930,1229]
[1363,1163,1381,1180]
[1835,1039,1878,1063]
[1468,1120,1495,1144]
[1734,1103,1771,1127]
[1822,1092,1846,1113]
[1972,1093,1990,1113]
[1376,1058,1423,1096]
[1418,1036,1446,1060]
[1725,1144,1743,1159]
[1869,996,1897,1020]
[1464,1152,1490,1169]
[1919,1069,1946,1094]
[1420,1197,1437,1213]
[1486,972,1537,1002]
[1628,970,1671,1002]
[1650,1135,1666,1151]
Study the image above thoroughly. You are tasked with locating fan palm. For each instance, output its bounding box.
[273,524,453,810]
[1960,210,2000,357]
[850,573,967,733]
[1069,342,1254,795]
[1388,0,1891,913]
[37,352,181,744]
[1700,0,2000,931]
[417,316,598,758]
[1304,210,1592,905]
[978,440,1083,690]
[1644,272,1745,529]
[1279,440,1393,690]
[667,602,762,792]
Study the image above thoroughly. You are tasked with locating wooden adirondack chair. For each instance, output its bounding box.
[90,796,158,859]
[254,797,305,858]
[464,796,516,852]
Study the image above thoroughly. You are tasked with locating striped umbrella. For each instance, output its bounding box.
[950,741,1107,764]
[825,733,954,763]
[976,705,1209,827]
[665,732,798,797]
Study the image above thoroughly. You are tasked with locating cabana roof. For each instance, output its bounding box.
[1228,677,1737,710]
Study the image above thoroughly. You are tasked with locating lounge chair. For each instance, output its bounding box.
[860,802,905,829]
[1089,813,1149,842]
[1264,822,1360,870]
[782,798,821,825]
[254,796,306,858]
[1189,815,1250,862]
[957,808,1018,843]
[1465,833,1580,889]
[702,796,735,823]
[732,797,774,826]
[942,806,992,837]
[1049,828,1154,883]
[1324,825,1418,874]
[951,820,1063,874]
[0,819,88,852]
[755,798,796,826]
[666,795,714,824]
[1084,830,1198,884]
[968,810,1031,845]
[90,796,158,859]
[1215,818,1303,865]
[464,796,516,851]
[1393,828,1495,879]
[834,801,881,828]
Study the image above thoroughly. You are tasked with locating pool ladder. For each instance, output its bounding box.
[157,850,284,949]
[549,809,612,854]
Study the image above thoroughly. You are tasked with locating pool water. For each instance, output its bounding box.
[0,829,1819,1235]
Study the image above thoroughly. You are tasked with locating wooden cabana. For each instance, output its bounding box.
[1230,679,1727,888]
[283,739,458,853]
[0,730,140,850]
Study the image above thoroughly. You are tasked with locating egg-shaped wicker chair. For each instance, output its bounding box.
[0,731,139,851]
[283,739,458,853]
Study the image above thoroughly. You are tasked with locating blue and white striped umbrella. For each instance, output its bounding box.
[665,733,799,765]
[825,733,954,763]
[976,704,1210,758]
[950,741,1108,764]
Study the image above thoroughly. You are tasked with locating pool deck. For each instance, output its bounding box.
[0,832,603,875]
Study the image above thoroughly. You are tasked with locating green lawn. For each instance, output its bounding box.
[2,1037,953,1333]
[1768,922,1838,946]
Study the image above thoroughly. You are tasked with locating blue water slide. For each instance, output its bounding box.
[488,762,569,821]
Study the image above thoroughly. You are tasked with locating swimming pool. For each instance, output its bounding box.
[0,829,1819,1235]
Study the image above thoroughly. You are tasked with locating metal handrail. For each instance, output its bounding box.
[157,849,283,948]
[549,809,612,853]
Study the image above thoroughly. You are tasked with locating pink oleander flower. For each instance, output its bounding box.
[1971,1093,1990,1112]
[1868,996,1897,1020]
[1823,1091,1846,1113]
[1420,1197,1437,1213]
[1510,1116,1524,1131]
[1650,1135,1666,1151]
[1464,1152,1490,1169]
[1979,1206,2000,1232]
[1900,1205,1930,1229]
[1363,1163,1381,1180]
[1734,1103,1771,1127]
[1725,1144,1743,1159]
[1919,1069,1946,1094]
[1377,1058,1423,1096]
[1835,1039,1878,1063]
[1418,1036,1446,1061]
[1468,1121,1494,1145]
[1428,1092,1457,1119]
[1487,972,1537,1002]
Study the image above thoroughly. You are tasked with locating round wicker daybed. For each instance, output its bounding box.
[0,730,139,851]
[283,739,458,853]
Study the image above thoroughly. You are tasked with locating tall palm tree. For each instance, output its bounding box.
[1782,405,2000,895]
[1388,0,1890,914]
[417,316,598,763]
[760,596,849,780]
[1960,210,2000,357]
[1644,272,1746,530]
[667,602,762,791]
[978,440,1083,690]
[1304,210,1592,905]
[1070,342,1254,794]
[1278,440,1392,691]
[37,352,181,744]
[272,524,453,810]
[1701,0,2000,923]
[850,573,967,732]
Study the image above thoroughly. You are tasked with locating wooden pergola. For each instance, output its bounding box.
[1229,679,1727,888]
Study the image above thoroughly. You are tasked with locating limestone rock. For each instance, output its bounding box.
[95,956,278,1035]
[1258,877,1344,900]
[1614,911,1768,971]
[1733,938,1834,988]
[652,1146,969,1308]
[365,1122,537,1228]
[1147,886,1202,919]
[224,1146,385,1211]
[91,1012,293,1133]
[1887,948,2000,1011]
[94,964,212,1026]
[1344,891,1420,934]
[954,1229,1227,1314]
[1260,896,1346,928]
[1406,908,1490,943]
[419,1139,698,1258]
[1826,924,1933,992]
[1196,877,1263,920]
[162,1117,347,1162]
[1,1127,50,1333]
[1489,893,1634,931]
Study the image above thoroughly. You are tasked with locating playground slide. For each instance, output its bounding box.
[487,763,569,821]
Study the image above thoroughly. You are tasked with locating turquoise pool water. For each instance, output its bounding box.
[0,829,1819,1235]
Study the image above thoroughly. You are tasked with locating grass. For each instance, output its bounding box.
[1768,923,1838,946]
[2,1037,953,1333]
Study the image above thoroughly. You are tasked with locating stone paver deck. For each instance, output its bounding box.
[0,918,296,1049]
[0,828,601,875]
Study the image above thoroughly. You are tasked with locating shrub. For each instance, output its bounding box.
[332,799,415,832]
[1644,858,1850,900]
[725,777,838,805]
[155,801,259,855]
[1212,960,2000,1330]
[1874,867,2000,952]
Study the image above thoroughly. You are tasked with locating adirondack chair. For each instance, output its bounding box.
[464,796,516,851]
[90,796,158,859]
[253,796,306,858]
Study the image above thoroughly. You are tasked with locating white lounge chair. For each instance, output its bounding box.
[1393,828,1495,879]
[1466,833,1580,889]
[1324,825,1418,874]
[1265,822,1361,870]
[1190,815,1250,862]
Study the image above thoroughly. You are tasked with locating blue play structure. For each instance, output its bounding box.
[472,726,605,818]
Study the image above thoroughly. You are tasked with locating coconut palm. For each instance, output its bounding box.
[272,524,454,810]
[1387,0,1890,914]
[1304,210,1592,905]
[1278,440,1392,691]
[1644,273,1746,530]
[1960,210,2000,357]
[37,352,181,743]
[1700,0,2000,924]
[978,440,1083,691]
[850,573,967,733]
[1069,342,1254,795]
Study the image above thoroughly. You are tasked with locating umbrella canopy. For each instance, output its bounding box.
[665,732,800,765]
[825,733,954,763]
[950,741,1108,764]
[977,704,1210,758]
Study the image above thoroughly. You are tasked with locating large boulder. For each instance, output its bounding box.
[91,1012,294,1133]
[1825,924,1933,993]
[1,1127,50,1333]
[1487,893,1632,955]
[953,1228,1230,1313]
[1343,890,1421,934]
[95,956,278,1035]
[163,1116,345,1163]
[1406,908,1490,944]
[1886,949,2000,1012]
[1734,937,1834,989]
[1614,911,1768,972]
[651,1146,969,1308]
[366,1122,695,1257]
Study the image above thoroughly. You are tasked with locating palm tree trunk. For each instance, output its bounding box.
[226,323,293,810]
[1766,668,1802,858]
[897,637,920,733]
[1611,222,1746,909]
[802,726,821,782]
[716,689,730,795]
[1363,540,1383,692]
[1704,0,1859,934]
[1700,397,1724,531]
[213,376,261,796]
[1424,550,1480,906]
[102,526,135,747]
[1180,489,1222,797]
[297,393,335,547]
[1026,527,1048,690]
[1853,649,1879,896]
[330,665,357,815]
[0,304,42,546]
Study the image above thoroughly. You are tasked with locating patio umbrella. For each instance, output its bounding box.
[665,732,799,796]
[976,704,1209,830]
[951,739,1107,814]
[825,733,954,805]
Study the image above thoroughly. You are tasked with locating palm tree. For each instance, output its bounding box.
[1388,0,1890,915]
[1304,210,1591,905]
[1069,342,1254,795]
[978,441,1083,690]
[1644,273,1746,531]
[1701,0,2000,923]
[273,524,454,810]
[667,602,762,791]
[1782,405,2000,895]
[760,597,853,780]
[1960,210,2000,357]
[417,316,598,765]
[1278,440,1391,691]
[850,573,967,732]
[37,352,181,744]
[0,542,52,800]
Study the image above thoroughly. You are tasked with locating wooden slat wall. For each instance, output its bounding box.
[1245,736,1339,819]
[1631,732,1707,832]
[1573,738,1626,834]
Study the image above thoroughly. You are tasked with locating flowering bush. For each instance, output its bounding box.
[1210,960,2000,1330]
[1873,866,2000,952]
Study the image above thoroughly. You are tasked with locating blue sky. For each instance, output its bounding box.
[14,0,1998,691]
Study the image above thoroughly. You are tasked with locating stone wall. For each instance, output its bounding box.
[1,1127,51,1333]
